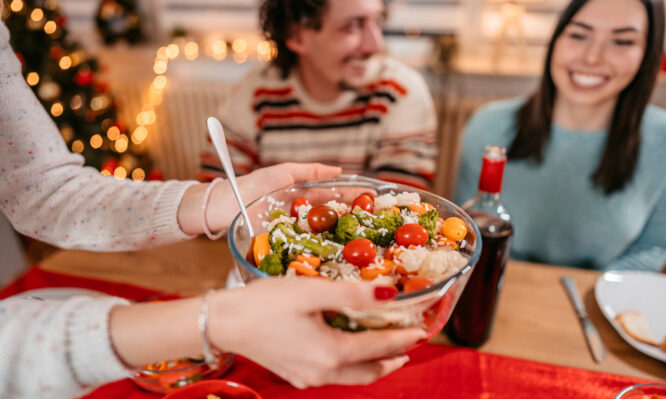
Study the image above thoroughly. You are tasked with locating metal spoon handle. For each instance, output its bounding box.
[206,117,255,237]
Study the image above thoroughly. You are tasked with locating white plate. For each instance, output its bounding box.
[5,287,107,301]
[595,271,666,363]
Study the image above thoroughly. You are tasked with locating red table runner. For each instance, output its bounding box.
[2,267,658,399]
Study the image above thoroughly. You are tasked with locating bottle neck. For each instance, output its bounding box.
[478,156,506,194]
[477,191,501,202]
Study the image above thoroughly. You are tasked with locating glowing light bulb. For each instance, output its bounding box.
[71,140,84,153]
[10,0,24,12]
[30,8,44,22]
[132,168,146,181]
[107,126,120,141]
[153,60,167,75]
[184,41,199,60]
[50,102,64,117]
[59,56,72,70]
[26,72,40,86]
[101,169,112,176]
[165,43,180,59]
[232,38,247,53]
[90,134,103,149]
[132,126,148,144]
[44,20,57,34]
[115,135,129,152]
[152,75,167,91]
[114,166,127,180]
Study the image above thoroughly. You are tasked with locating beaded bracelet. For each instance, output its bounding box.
[198,289,220,369]
[201,177,225,240]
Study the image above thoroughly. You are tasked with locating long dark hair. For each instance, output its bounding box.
[508,0,665,195]
[259,0,328,79]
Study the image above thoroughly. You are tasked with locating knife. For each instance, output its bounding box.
[561,276,606,363]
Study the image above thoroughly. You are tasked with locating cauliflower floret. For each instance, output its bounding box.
[372,274,398,286]
[394,192,420,207]
[325,200,349,216]
[374,194,397,211]
[396,246,429,273]
[417,248,467,283]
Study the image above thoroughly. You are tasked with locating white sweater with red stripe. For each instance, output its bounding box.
[199,58,437,189]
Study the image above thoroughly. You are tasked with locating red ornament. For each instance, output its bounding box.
[50,46,63,60]
[148,170,164,181]
[56,16,67,27]
[114,120,127,133]
[101,158,119,174]
[75,70,94,86]
[15,52,24,67]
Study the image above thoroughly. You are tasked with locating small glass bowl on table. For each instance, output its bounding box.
[228,175,482,339]
[614,383,666,399]
[132,353,235,394]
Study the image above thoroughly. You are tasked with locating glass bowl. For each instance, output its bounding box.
[228,175,481,338]
[163,380,262,399]
[132,353,235,394]
[614,383,666,399]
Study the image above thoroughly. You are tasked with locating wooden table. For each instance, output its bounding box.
[40,236,666,381]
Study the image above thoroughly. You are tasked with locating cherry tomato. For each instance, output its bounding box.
[395,224,429,247]
[307,205,338,233]
[342,238,376,267]
[351,194,374,213]
[290,197,310,217]
[442,217,467,241]
[403,277,433,293]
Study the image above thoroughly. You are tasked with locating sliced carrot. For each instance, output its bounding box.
[384,245,405,261]
[288,261,319,277]
[360,259,396,280]
[253,233,271,266]
[245,236,257,266]
[408,202,435,215]
[391,206,401,214]
[296,254,321,268]
[395,264,417,276]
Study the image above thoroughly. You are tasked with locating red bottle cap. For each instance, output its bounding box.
[478,146,506,194]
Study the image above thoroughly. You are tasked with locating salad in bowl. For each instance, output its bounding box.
[228,175,481,337]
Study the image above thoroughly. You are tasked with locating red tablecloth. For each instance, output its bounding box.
[2,267,658,399]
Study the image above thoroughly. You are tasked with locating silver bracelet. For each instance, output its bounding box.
[198,289,219,369]
[202,177,225,240]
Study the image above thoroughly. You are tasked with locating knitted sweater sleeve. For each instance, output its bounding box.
[606,187,666,272]
[0,21,197,251]
[0,296,132,398]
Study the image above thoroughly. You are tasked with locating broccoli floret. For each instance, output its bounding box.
[334,214,361,244]
[269,222,340,260]
[259,253,284,275]
[270,208,288,219]
[418,209,439,239]
[352,206,376,227]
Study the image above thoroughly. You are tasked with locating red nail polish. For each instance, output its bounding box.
[416,338,428,345]
[374,286,397,300]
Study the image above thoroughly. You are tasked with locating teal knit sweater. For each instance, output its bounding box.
[455,99,666,272]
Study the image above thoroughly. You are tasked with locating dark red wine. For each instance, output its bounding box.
[445,213,513,347]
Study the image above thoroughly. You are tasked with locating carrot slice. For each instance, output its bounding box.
[288,261,319,277]
[296,254,321,267]
[360,259,396,280]
[253,233,271,266]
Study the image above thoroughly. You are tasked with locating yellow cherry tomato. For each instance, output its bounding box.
[442,217,467,241]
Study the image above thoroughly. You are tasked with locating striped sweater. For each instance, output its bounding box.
[199,58,437,189]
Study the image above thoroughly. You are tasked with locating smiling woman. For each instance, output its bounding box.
[454,0,666,272]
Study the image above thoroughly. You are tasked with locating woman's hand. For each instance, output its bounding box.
[178,163,341,236]
[210,278,426,388]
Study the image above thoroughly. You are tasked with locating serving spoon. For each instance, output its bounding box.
[206,116,255,238]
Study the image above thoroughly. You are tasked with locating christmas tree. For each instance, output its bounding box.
[3,0,152,180]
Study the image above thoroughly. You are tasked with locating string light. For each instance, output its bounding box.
[90,95,109,111]
[59,56,72,70]
[165,43,180,60]
[151,75,167,91]
[153,60,167,74]
[30,8,44,22]
[115,135,129,152]
[233,52,248,64]
[101,169,112,176]
[10,0,24,12]
[90,134,103,149]
[114,166,127,180]
[107,126,120,141]
[70,94,83,110]
[44,20,57,34]
[211,40,227,60]
[26,72,40,86]
[232,38,247,53]
[131,126,148,144]
[71,140,84,153]
[131,168,146,181]
[50,102,64,117]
